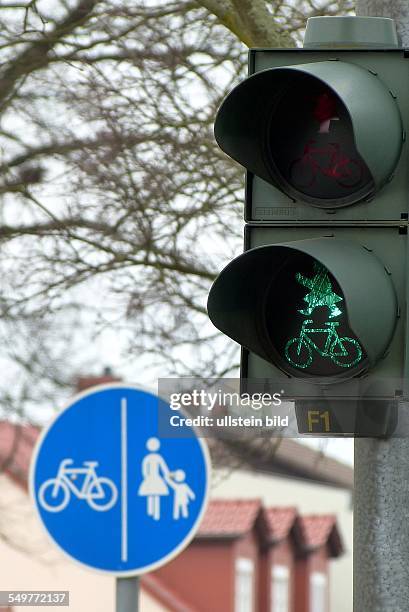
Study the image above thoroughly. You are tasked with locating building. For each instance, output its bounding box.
[149,498,342,612]
[210,438,353,612]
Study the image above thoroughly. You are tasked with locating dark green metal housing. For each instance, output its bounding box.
[215,61,403,208]
[208,20,407,434]
[207,238,398,382]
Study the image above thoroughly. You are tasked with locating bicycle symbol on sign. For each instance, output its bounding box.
[38,458,118,513]
[285,319,362,370]
[289,140,363,189]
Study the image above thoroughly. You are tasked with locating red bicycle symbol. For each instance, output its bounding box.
[289,140,363,188]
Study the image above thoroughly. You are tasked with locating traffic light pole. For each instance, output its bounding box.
[354,438,409,610]
[353,4,409,612]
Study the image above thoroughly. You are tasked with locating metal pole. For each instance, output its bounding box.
[353,6,409,610]
[354,436,409,611]
[116,577,139,612]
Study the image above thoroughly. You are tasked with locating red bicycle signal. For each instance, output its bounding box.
[289,140,363,189]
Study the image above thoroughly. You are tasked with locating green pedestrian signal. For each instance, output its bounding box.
[295,263,343,319]
[208,237,396,384]
[207,16,409,435]
[281,261,363,373]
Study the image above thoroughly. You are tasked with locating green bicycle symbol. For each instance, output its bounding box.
[284,319,362,369]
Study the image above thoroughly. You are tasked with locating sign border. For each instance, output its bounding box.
[29,382,212,577]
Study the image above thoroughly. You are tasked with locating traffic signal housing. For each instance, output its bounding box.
[208,238,397,382]
[207,17,409,435]
[214,60,402,210]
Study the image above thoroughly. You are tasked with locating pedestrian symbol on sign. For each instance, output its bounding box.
[138,437,196,521]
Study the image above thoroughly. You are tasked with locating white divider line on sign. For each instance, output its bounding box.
[121,397,128,562]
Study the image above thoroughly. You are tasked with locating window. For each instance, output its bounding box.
[310,572,327,612]
[235,557,254,612]
[271,565,289,612]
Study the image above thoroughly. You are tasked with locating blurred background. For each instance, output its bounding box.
[0,1,355,610]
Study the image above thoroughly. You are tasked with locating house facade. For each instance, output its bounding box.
[149,499,342,612]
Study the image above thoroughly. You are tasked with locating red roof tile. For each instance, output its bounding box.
[297,514,337,550]
[264,507,297,542]
[76,375,121,392]
[197,499,262,537]
[197,502,343,557]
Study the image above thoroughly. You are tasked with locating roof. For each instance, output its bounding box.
[210,437,353,490]
[264,506,298,542]
[198,499,262,538]
[272,439,353,490]
[298,514,336,549]
[76,374,121,392]
[196,499,343,558]
[197,500,299,543]
[297,514,344,557]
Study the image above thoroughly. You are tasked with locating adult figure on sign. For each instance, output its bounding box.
[138,437,170,520]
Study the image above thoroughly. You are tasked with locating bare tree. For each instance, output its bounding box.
[356,0,409,44]
[0,0,354,419]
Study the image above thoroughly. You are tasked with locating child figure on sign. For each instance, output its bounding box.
[167,470,195,519]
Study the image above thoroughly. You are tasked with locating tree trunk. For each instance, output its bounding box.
[356,1,409,45]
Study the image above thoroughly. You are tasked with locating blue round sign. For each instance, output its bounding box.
[30,384,211,575]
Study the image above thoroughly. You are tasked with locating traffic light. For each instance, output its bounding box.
[207,16,409,435]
